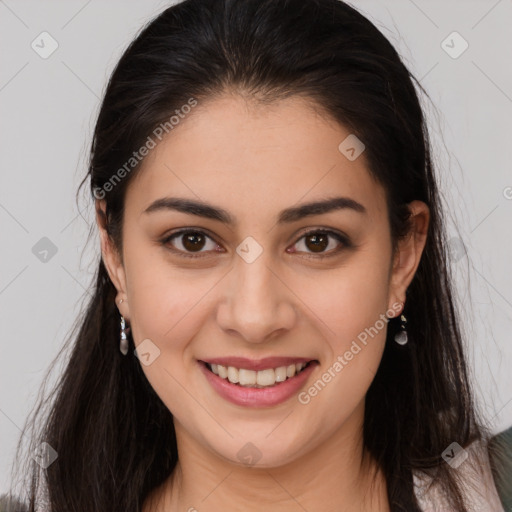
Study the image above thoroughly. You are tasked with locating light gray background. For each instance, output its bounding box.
[1,0,511,495]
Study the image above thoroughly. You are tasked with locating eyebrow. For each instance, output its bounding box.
[142,196,367,225]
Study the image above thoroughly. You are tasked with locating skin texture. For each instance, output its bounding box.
[97,94,429,511]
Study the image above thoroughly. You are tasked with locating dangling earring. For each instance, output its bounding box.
[120,315,130,355]
[394,310,408,346]
[118,299,130,355]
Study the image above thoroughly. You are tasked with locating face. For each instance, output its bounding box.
[98,94,428,468]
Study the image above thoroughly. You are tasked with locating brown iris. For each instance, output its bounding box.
[182,232,207,252]
[304,232,329,253]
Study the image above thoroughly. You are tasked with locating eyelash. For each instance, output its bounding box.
[160,228,351,260]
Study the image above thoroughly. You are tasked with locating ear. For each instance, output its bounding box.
[388,200,429,313]
[95,199,129,316]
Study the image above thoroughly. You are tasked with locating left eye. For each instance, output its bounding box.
[162,229,349,259]
[289,230,347,257]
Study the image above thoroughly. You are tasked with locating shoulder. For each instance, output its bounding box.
[412,439,505,511]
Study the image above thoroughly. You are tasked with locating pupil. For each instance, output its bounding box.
[306,233,327,253]
[183,232,205,252]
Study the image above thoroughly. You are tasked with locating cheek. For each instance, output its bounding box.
[300,252,392,417]
[128,273,215,358]
[123,256,214,415]
[300,255,391,419]
[123,236,211,339]
[121,248,213,402]
[305,252,392,348]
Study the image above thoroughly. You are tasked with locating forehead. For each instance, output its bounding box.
[125,94,387,224]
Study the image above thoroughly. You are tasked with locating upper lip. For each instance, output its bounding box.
[200,357,317,371]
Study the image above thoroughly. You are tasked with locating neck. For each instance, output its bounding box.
[144,403,389,512]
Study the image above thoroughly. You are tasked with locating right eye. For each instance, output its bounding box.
[161,229,224,258]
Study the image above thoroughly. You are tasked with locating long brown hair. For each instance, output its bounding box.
[8,0,489,510]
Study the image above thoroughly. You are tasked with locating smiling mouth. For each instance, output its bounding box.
[204,360,317,388]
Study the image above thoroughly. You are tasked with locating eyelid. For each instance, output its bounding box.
[161,227,351,259]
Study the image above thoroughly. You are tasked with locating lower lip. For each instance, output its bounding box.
[199,361,318,407]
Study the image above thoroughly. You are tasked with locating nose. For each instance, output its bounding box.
[216,253,297,344]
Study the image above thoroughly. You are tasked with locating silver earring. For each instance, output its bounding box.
[120,315,130,355]
[394,312,408,345]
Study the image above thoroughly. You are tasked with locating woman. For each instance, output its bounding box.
[9,0,506,510]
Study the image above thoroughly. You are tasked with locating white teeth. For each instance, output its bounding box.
[217,365,228,379]
[256,368,275,386]
[227,366,239,384]
[207,361,312,388]
[238,369,256,387]
[275,366,287,382]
